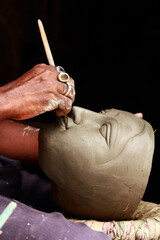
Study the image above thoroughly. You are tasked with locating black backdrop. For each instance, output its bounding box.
[0,1,160,203]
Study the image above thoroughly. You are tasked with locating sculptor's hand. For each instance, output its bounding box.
[0,64,75,120]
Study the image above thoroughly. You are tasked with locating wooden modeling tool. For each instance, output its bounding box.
[38,19,55,66]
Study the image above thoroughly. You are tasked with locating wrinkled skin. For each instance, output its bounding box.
[39,107,154,220]
[0,64,75,120]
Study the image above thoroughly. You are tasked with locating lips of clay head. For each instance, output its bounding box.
[38,106,155,221]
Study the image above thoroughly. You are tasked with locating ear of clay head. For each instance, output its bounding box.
[38,107,155,221]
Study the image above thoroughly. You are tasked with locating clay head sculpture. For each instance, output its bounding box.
[38,106,154,220]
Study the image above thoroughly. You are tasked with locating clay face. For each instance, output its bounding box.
[39,107,154,220]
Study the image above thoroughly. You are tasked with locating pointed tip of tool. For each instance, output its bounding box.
[37,19,41,25]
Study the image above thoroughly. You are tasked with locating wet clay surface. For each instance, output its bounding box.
[39,107,154,220]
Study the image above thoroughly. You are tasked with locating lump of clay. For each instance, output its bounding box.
[38,106,154,220]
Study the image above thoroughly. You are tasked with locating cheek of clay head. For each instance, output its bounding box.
[38,107,155,221]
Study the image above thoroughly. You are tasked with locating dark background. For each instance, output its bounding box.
[0,1,160,203]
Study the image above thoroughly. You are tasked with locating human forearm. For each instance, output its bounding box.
[0,85,13,120]
[0,120,39,163]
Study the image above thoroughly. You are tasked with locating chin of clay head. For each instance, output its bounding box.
[38,106,154,221]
